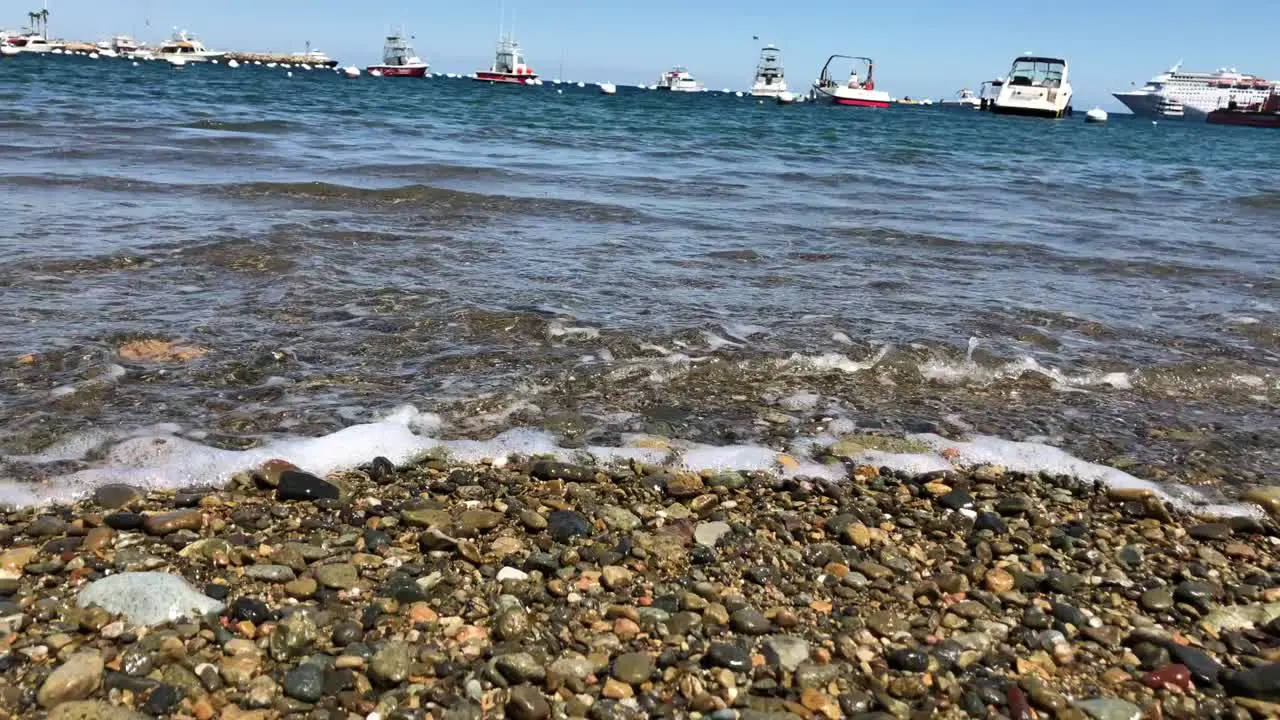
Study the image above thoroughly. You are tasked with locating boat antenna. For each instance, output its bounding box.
[498,0,504,40]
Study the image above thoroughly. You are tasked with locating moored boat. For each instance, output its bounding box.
[811,55,891,108]
[991,55,1073,118]
[941,88,981,109]
[366,32,427,77]
[291,42,338,69]
[154,30,224,62]
[1206,91,1280,128]
[474,35,536,84]
[656,66,703,92]
[749,45,787,98]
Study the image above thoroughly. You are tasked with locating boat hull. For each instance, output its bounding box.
[474,71,537,84]
[367,65,428,77]
[813,85,892,108]
[990,103,1070,118]
[834,97,889,108]
[1206,110,1280,128]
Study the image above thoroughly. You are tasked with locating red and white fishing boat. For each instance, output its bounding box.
[473,35,537,85]
[366,32,428,78]
[811,54,891,108]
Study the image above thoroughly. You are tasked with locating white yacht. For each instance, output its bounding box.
[7,33,58,53]
[941,88,982,109]
[290,42,337,68]
[656,66,704,92]
[154,30,225,62]
[1113,63,1274,119]
[750,45,787,97]
[991,55,1073,118]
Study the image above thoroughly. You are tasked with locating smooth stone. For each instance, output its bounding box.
[38,651,104,708]
[77,572,224,626]
[1225,663,1280,699]
[497,567,530,582]
[704,643,751,671]
[886,647,929,673]
[1140,588,1174,612]
[695,521,731,547]
[276,470,340,501]
[546,510,591,543]
[599,506,641,532]
[457,509,504,533]
[730,608,770,635]
[142,509,203,536]
[1167,643,1222,686]
[282,663,324,703]
[230,597,271,624]
[549,653,593,681]
[1204,603,1280,632]
[530,460,595,483]
[370,641,410,685]
[244,564,296,583]
[103,512,146,531]
[495,652,545,684]
[93,484,143,509]
[937,489,974,511]
[612,652,654,685]
[1073,698,1142,720]
[269,611,318,661]
[141,684,183,715]
[506,685,551,720]
[762,636,810,672]
[48,701,148,720]
[1188,523,1233,541]
[314,563,359,590]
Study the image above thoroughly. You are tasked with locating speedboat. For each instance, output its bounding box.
[942,88,982,109]
[991,55,1073,118]
[750,45,787,98]
[474,34,537,84]
[656,66,704,92]
[366,32,428,77]
[154,30,225,62]
[291,42,338,69]
[810,55,891,108]
[896,96,932,106]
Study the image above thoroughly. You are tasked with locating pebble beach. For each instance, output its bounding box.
[5,451,1280,720]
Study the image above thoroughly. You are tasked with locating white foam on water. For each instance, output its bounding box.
[785,345,889,374]
[0,407,1259,518]
[547,321,600,340]
[702,331,743,351]
[921,356,1133,391]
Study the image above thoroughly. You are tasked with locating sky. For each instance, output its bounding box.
[9,0,1280,109]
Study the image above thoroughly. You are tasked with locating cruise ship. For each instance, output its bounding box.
[1113,63,1275,119]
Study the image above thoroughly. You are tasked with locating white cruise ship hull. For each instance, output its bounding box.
[1113,91,1209,119]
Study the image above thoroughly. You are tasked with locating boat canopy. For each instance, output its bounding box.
[1008,57,1065,87]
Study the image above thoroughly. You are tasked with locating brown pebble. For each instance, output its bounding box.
[984,568,1015,593]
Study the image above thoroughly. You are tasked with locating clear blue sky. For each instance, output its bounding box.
[13,0,1280,108]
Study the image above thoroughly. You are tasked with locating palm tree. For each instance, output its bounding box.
[37,8,49,38]
[27,11,37,32]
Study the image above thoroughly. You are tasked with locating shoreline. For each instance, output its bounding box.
[3,451,1280,719]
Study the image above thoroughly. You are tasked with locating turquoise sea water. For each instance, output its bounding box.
[1,54,1277,491]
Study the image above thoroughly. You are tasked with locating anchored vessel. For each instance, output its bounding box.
[474,35,537,84]
[942,88,981,109]
[990,56,1073,118]
[367,33,428,77]
[1206,89,1280,128]
[750,45,787,98]
[154,30,224,62]
[656,66,704,92]
[811,55,891,108]
[1113,63,1275,120]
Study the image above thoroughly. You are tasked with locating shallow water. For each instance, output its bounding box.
[1,55,1277,502]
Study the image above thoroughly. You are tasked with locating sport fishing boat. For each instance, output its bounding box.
[366,32,428,77]
[1114,63,1275,120]
[811,55,891,108]
[154,30,225,62]
[749,45,787,98]
[474,35,537,84]
[1206,89,1280,128]
[991,55,1073,118]
[291,42,338,69]
[6,32,59,53]
[656,66,704,92]
[941,88,981,109]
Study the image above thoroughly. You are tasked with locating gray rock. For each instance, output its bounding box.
[495,652,545,684]
[244,564,296,583]
[730,607,770,635]
[695,521,731,547]
[762,636,810,672]
[612,652,654,685]
[1204,603,1280,632]
[38,651,104,708]
[269,611,318,661]
[48,701,148,720]
[704,643,750,671]
[599,506,642,532]
[370,641,411,686]
[93,484,143,509]
[506,685,550,720]
[314,563,359,590]
[794,662,843,690]
[549,653,594,681]
[282,663,324,703]
[1225,662,1280,699]
[1073,698,1142,720]
[1140,588,1174,612]
[76,572,224,626]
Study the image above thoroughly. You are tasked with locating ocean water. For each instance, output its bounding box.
[1,55,1277,505]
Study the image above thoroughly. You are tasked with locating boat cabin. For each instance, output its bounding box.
[1007,56,1067,88]
[494,38,527,74]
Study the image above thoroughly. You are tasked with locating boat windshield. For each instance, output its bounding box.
[1009,58,1065,88]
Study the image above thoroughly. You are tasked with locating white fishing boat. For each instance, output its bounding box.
[750,44,787,98]
[7,33,59,53]
[474,35,536,84]
[941,88,982,109]
[154,30,225,62]
[991,55,1074,118]
[810,55,891,108]
[366,31,428,77]
[291,42,338,68]
[656,66,704,92]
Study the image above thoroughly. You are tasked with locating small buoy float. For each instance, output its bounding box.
[777,91,796,105]
[369,69,382,77]
[89,52,99,59]
[286,71,293,78]
[576,81,585,88]
[227,59,239,69]
[734,91,744,97]
[1085,107,1108,123]
[131,61,139,67]
[343,65,360,78]
[556,89,563,94]
[210,59,219,65]
[599,82,616,95]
